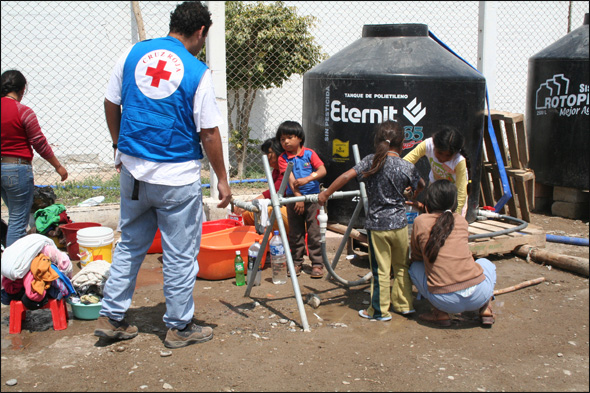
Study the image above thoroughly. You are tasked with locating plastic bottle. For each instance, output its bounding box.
[406,204,419,259]
[269,230,287,284]
[234,250,245,286]
[406,204,419,238]
[247,240,262,286]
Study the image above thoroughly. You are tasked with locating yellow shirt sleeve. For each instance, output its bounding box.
[454,159,468,215]
[403,140,427,164]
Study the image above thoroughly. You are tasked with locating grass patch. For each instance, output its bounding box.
[51,174,269,207]
[53,174,121,207]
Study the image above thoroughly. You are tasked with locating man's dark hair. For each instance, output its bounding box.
[169,1,212,37]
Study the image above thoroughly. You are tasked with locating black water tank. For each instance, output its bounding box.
[527,14,589,190]
[303,24,486,226]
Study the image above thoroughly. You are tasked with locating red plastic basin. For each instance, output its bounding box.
[59,222,102,260]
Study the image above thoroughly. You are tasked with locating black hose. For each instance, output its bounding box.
[468,214,528,241]
[319,212,527,284]
[321,242,372,287]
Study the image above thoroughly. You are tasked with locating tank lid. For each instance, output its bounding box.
[362,24,429,38]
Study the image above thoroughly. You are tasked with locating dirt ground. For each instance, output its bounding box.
[1,211,588,392]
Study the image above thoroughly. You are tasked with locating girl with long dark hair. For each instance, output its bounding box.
[409,180,496,327]
[319,120,423,320]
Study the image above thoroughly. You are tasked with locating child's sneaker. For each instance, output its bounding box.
[164,322,213,349]
[358,309,392,321]
[94,316,138,340]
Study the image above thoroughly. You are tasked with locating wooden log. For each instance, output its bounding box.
[493,277,545,296]
[513,245,589,277]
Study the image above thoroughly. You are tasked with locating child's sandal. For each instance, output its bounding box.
[479,298,495,327]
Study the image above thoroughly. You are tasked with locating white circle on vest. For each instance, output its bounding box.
[135,49,184,100]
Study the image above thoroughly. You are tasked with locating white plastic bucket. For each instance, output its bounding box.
[77,226,114,267]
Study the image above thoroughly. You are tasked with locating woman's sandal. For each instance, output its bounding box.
[479,298,495,327]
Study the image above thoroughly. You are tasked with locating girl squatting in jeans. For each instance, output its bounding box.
[409,179,496,327]
[319,120,423,321]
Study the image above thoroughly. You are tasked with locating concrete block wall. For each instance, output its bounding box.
[56,196,347,255]
[551,186,589,220]
[533,183,554,213]
[533,184,589,220]
[60,194,262,230]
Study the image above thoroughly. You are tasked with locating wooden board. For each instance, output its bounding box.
[468,221,545,257]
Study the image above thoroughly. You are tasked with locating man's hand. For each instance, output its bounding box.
[216,181,232,209]
[200,126,232,208]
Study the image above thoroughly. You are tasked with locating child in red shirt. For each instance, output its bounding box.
[276,121,326,278]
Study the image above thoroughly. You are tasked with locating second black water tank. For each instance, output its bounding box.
[303,24,486,226]
[526,14,589,190]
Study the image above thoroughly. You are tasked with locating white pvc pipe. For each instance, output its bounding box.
[477,0,498,109]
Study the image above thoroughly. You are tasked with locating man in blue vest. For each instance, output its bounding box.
[95,1,232,349]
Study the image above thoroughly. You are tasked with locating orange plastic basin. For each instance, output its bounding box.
[197,226,268,280]
[147,219,243,254]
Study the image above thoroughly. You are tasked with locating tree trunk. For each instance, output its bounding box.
[233,88,257,178]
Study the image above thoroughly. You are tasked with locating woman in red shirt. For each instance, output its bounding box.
[1,70,68,247]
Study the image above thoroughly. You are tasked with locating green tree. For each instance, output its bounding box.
[225,1,325,177]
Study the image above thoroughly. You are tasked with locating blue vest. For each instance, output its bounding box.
[118,36,208,162]
[280,148,321,196]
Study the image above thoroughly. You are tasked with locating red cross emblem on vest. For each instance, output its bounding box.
[146,60,172,88]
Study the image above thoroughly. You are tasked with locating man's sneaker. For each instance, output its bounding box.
[164,322,213,349]
[94,316,138,340]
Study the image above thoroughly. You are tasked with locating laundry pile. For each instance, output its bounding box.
[69,259,111,304]
[1,234,74,309]
[1,233,113,313]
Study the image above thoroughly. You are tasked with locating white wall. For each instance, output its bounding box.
[1,1,588,179]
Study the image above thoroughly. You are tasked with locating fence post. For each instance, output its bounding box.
[205,1,229,200]
[477,0,498,109]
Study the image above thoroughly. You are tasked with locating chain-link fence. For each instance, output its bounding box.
[1,1,588,187]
